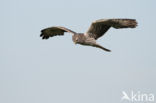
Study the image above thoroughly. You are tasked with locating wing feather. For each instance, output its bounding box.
[40,26,76,39]
[86,19,137,40]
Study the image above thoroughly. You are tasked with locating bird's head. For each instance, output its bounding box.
[72,34,83,44]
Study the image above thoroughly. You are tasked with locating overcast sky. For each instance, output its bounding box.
[0,0,156,103]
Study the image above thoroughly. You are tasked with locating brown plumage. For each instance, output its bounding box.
[40,18,138,52]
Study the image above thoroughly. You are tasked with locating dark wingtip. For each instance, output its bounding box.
[40,33,43,37]
[40,30,50,40]
[41,35,49,39]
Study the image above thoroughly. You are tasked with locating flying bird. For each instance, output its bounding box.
[40,19,137,52]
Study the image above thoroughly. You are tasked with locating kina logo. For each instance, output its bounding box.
[121,91,154,102]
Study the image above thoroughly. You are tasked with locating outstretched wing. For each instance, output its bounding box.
[86,19,138,40]
[40,26,77,39]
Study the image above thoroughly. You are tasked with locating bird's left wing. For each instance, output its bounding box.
[40,26,76,39]
[86,19,137,40]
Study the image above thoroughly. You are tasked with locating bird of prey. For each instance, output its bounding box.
[40,19,137,52]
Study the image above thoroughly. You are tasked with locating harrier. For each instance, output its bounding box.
[40,19,137,52]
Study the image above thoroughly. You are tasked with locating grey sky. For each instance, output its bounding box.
[0,0,156,103]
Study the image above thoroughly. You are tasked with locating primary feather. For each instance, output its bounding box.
[40,26,76,39]
[86,19,137,39]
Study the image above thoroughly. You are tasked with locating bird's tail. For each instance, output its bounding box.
[92,44,111,52]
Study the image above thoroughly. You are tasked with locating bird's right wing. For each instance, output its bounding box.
[86,19,137,40]
[40,26,77,39]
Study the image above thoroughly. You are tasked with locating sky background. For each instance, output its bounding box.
[0,0,156,103]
